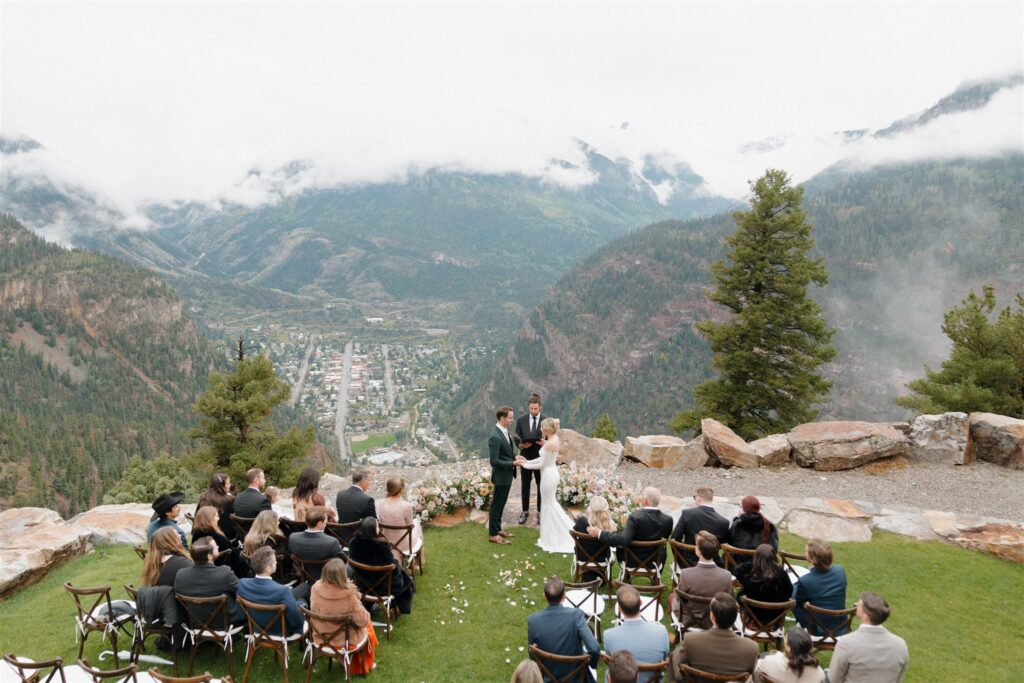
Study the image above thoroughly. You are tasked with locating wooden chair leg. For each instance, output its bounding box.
[226,642,236,682]
[304,654,315,683]
[110,632,119,668]
[241,642,254,683]
[187,643,196,676]
[77,632,86,662]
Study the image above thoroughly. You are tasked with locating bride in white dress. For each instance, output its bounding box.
[515,417,575,554]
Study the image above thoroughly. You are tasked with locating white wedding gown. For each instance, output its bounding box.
[520,435,575,554]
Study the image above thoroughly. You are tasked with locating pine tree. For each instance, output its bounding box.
[896,286,1024,417]
[190,351,312,486]
[591,413,619,442]
[672,169,835,440]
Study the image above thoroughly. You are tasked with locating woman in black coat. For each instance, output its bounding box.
[729,495,779,550]
[734,543,793,625]
[348,517,415,614]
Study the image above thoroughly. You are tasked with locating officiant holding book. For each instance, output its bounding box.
[514,394,545,525]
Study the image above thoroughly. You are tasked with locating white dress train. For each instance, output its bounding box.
[520,434,575,554]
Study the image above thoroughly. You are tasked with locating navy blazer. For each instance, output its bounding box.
[237,577,305,636]
[335,486,376,525]
[288,531,344,581]
[793,564,849,635]
[527,604,600,683]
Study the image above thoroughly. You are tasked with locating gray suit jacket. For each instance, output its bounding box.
[603,619,669,683]
[173,563,243,624]
[527,604,601,683]
[828,624,908,683]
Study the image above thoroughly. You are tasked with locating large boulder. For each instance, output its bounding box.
[965,413,1024,469]
[781,508,872,542]
[749,434,792,467]
[908,412,970,465]
[700,419,758,468]
[953,523,1024,564]
[67,504,162,546]
[788,421,907,471]
[623,435,708,469]
[0,508,92,598]
[557,428,624,470]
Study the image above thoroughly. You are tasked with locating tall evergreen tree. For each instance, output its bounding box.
[672,169,835,440]
[190,352,312,486]
[896,286,1024,417]
[591,413,619,442]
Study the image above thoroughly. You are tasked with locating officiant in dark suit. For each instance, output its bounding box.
[488,406,517,545]
[514,393,545,525]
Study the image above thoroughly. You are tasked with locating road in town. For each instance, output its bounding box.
[288,341,315,408]
[333,341,353,460]
[382,344,396,414]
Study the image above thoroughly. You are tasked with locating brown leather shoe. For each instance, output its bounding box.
[498,530,515,538]
[489,535,512,545]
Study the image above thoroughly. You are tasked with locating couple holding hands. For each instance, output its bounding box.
[488,395,575,553]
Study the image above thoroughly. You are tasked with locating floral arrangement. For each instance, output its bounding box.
[410,472,494,521]
[557,462,640,527]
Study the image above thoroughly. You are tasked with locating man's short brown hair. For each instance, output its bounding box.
[496,406,513,420]
[606,650,638,683]
[528,393,542,406]
[246,468,264,484]
[859,591,892,625]
[710,591,738,628]
[696,530,720,560]
[695,486,714,501]
[190,536,217,564]
[616,584,641,618]
[543,576,565,605]
[806,538,834,570]
[249,546,276,575]
[305,505,329,527]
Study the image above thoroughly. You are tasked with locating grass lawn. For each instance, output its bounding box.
[350,433,398,454]
[0,526,1021,682]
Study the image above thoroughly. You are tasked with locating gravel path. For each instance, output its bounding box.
[361,458,1024,523]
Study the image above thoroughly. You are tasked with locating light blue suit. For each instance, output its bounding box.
[603,618,670,683]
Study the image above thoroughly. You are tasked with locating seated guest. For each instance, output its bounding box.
[173,537,244,625]
[233,468,271,519]
[336,470,376,524]
[670,486,730,566]
[510,659,543,683]
[673,531,733,630]
[603,584,669,683]
[573,496,616,581]
[289,506,345,599]
[828,592,909,683]
[237,547,305,637]
[755,627,824,683]
[192,506,231,552]
[141,527,192,588]
[793,538,848,635]
[607,650,639,683]
[376,477,424,566]
[309,558,378,675]
[588,487,672,567]
[148,491,188,548]
[348,516,415,614]
[668,593,757,683]
[243,510,285,558]
[728,495,778,551]
[526,576,601,683]
[292,466,338,523]
[197,473,236,539]
[265,486,283,516]
[734,543,793,626]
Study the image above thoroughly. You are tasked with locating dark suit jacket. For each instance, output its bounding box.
[675,563,734,629]
[348,536,412,598]
[173,563,243,624]
[671,505,730,564]
[793,564,848,635]
[599,507,672,564]
[237,576,305,636]
[527,604,601,683]
[677,627,758,677]
[514,412,546,460]
[233,487,271,519]
[157,554,193,588]
[489,424,517,487]
[335,486,376,525]
[288,531,344,580]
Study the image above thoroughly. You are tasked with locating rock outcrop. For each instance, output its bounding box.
[749,434,792,467]
[789,421,907,471]
[0,508,92,598]
[623,435,707,469]
[908,412,970,465]
[700,419,758,468]
[953,523,1024,563]
[965,413,1024,469]
[557,428,623,470]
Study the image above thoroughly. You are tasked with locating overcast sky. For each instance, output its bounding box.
[2,0,1022,214]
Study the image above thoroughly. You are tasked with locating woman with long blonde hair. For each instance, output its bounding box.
[191,505,230,552]
[572,495,616,580]
[243,509,284,557]
[141,526,192,587]
[514,417,575,553]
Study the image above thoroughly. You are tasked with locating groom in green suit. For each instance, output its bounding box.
[489,406,518,545]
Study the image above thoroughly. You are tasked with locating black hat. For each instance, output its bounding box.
[152,491,186,516]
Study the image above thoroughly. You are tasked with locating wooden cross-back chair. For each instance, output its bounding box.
[670,588,715,640]
[147,669,214,683]
[3,653,68,683]
[668,539,698,589]
[63,583,134,669]
[347,558,399,641]
[676,663,753,683]
[804,602,857,651]
[721,544,756,572]
[324,520,362,550]
[237,597,306,683]
[77,659,139,682]
[619,539,666,585]
[289,555,331,587]
[569,530,614,596]
[528,644,592,683]
[299,608,370,683]
[123,584,177,674]
[278,518,307,537]
[133,546,148,561]
[738,596,795,651]
[229,514,256,539]
[562,578,606,641]
[778,549,810,584]
[612,580,665,625]
[175,593,243,680]
[600,652,669,683]
[378,521,424,580]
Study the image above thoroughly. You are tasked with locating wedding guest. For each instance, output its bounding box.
[309,558,378,675]
[829,592,908,683]
[292,466,338,523]
[510,659,543,683]
[265,486,284,516]
[793,538,848,635]
[674,531,733,630]
[734,543,793,626]
[755,627,824,683]
[197,473,236,539]
[728,495,778,551]
[140,526,192,588]
[148,491,188,548]
[243,510,285,558]
[377,477,424,566]
[237,547,305,637]
[191,505,231,552]
[174,537,244,625]
[348,517,415,614]
[607,650,639,683]
[233,468,271,519]
[526,576,601,683]
[572,496,616,581]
